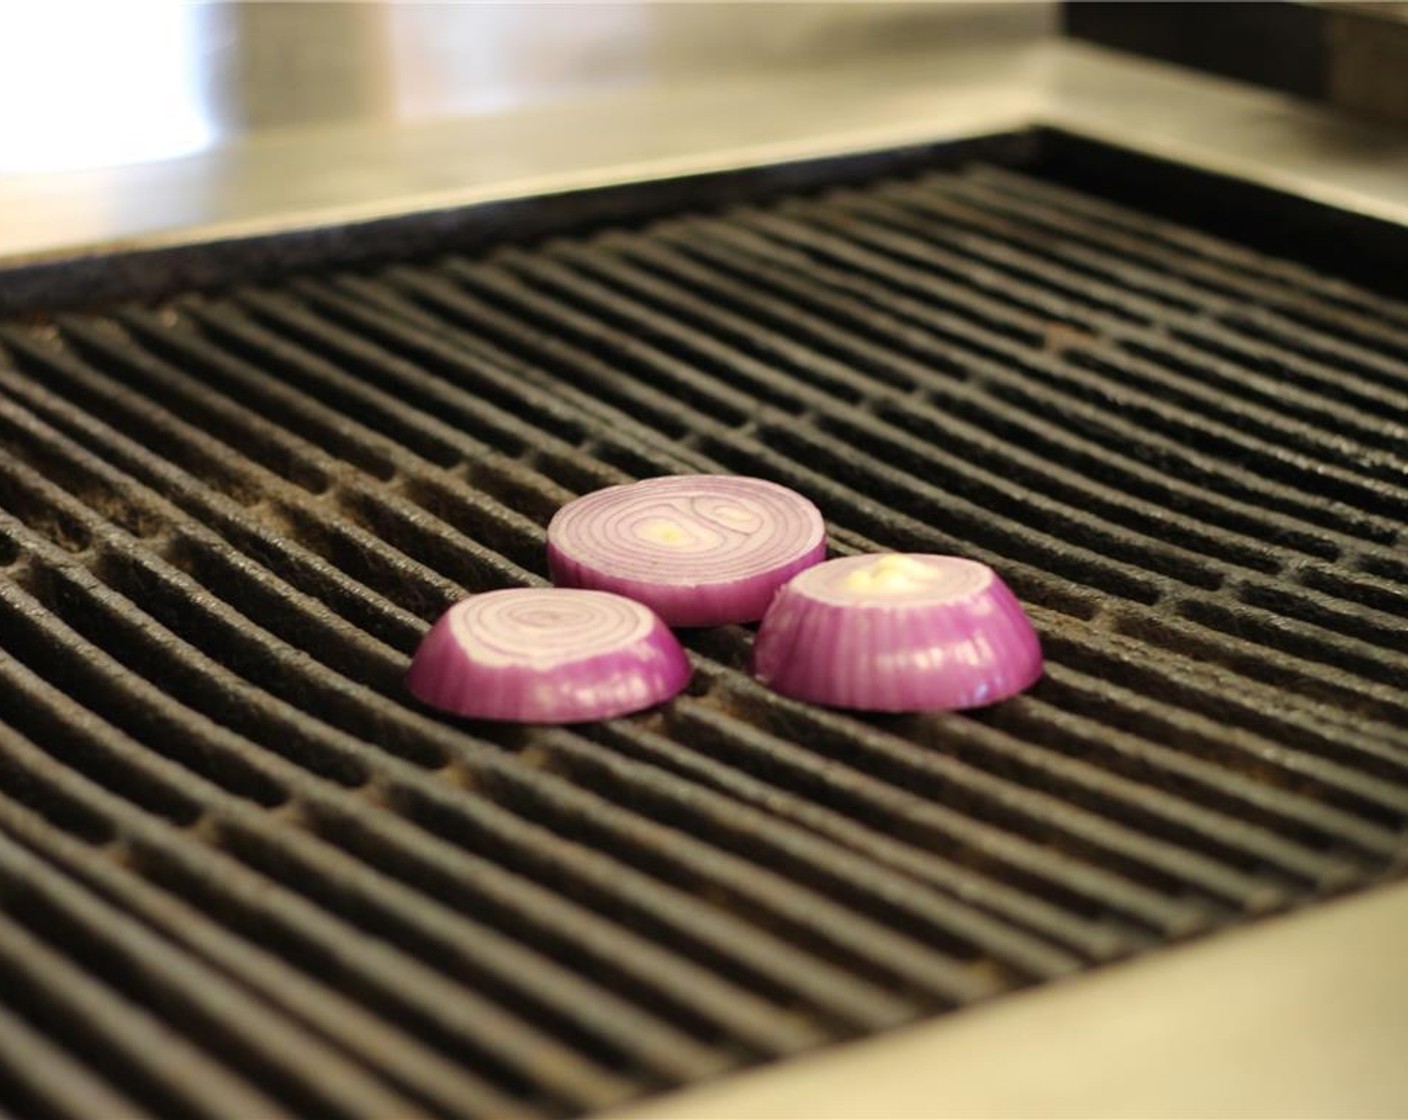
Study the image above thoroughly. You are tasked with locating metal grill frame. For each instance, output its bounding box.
[4,129,1408,319]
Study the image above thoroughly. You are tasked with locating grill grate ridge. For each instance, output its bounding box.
[636,212,1403,544]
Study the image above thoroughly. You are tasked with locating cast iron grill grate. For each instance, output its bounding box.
[0,160,1405,1118]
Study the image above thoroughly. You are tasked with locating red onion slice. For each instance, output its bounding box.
[752,554,1043,712]
[547,475,826,627]
[407,588,690,723]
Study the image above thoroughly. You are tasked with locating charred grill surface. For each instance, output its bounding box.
[0,162,1404,1118]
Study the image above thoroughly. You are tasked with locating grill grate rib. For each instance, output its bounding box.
[0,158,1405,1117]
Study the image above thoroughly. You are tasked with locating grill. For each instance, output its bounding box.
[0,155,1405,1119]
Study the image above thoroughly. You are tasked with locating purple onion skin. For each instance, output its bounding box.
[548,539,825,628]
[752,554,1043,712]
[547,475,827,627]
[407,589,690,723]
